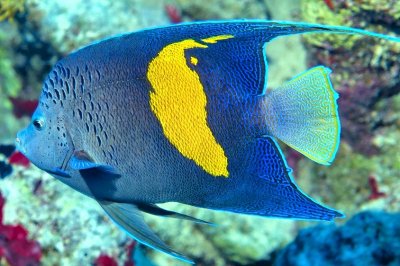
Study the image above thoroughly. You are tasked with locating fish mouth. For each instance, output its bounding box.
[15,134,26,154]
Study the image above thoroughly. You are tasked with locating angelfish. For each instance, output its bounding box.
[15,21,400,263]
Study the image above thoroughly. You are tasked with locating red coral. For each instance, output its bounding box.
[367,175,386,200]
[0,192,42,266]
[124,241,137,266]
[286,149,302,177]
[323,0,335,11]
[0,193,4,223]
[8,152,30,168]
[165,4,182,24]
[95,254,118,266]
[8,97,38,119]
[94,241,137,266]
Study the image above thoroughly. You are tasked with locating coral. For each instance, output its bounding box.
[323,0,335,11]
[26,0,170,54]
[0,192,42,266]
[367,175,386,200]
[124,241,137,266]
[8,97,38,118]
[300,0,400,156]
[165,4,182,24]
[0,161,13,179]
[93,241,146,266]
[1,1,398,265]
[145,203,296,266]
[0,0,25,21]
[296,119,400,219]
[95,254,118,266]
[337,77,400,156]
[0,23,24,141]
[274,211,400,266]
[8,152,30,168]
[294,0,400,222]
[176,0,270,20]
[0,144,15,158]
[0,145,16,179]
[0,166,129,266]
[0,21,39,141]
[0,28,21,97]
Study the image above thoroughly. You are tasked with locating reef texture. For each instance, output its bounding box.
[301,0,400,156]
[176,0,270,21]
[0,192,42,266]
[1,0,399,265]
[292,0,400,221]
[0,0,25,22]
[274,211,400,266]
[0,166,132,266]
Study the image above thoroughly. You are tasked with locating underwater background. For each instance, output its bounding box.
[0,0,399,265]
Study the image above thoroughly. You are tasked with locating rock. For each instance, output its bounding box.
[274,211,400,266]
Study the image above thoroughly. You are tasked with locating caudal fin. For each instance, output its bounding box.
[265,66,340,165]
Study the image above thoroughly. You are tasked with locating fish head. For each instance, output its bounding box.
[16,100,71,173]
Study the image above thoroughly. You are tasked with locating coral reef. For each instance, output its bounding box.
[165,4,182,24]
[0,166,131,265]
[8,97,38,119]
[290,0,400,221]
[95,254,118,266]
[0,192,42,266]
[0,0,399,265]
[176,0,270,20]
[27,0,170,54]
[0,0,25,21]
[0,161,12,179]
[296,118,400,219]
[274,211,400,266]
[0,144,15,179]
[8,151,30,167]
[146,203,295,265]
[300,0,400,156]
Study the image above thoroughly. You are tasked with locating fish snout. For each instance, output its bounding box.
[15,131,26,154]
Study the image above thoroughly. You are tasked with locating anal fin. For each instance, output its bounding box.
[242,137,343,221]
[98,201,194,264]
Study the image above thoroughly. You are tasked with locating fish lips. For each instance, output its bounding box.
[15,131,27,154]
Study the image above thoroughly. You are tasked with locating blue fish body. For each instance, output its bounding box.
[15,21,400,263]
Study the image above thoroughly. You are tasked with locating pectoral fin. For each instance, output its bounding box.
[69,150,120,177]
[98,200,194,264]
[137,203,214,225]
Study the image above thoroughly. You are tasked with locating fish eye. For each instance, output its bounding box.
[33,119,45,130]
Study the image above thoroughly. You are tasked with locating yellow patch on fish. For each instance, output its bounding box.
[147,35,234,177]
[190,56,198,65]
[201,35,234,44]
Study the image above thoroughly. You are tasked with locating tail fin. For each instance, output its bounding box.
[265,66,340,165]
